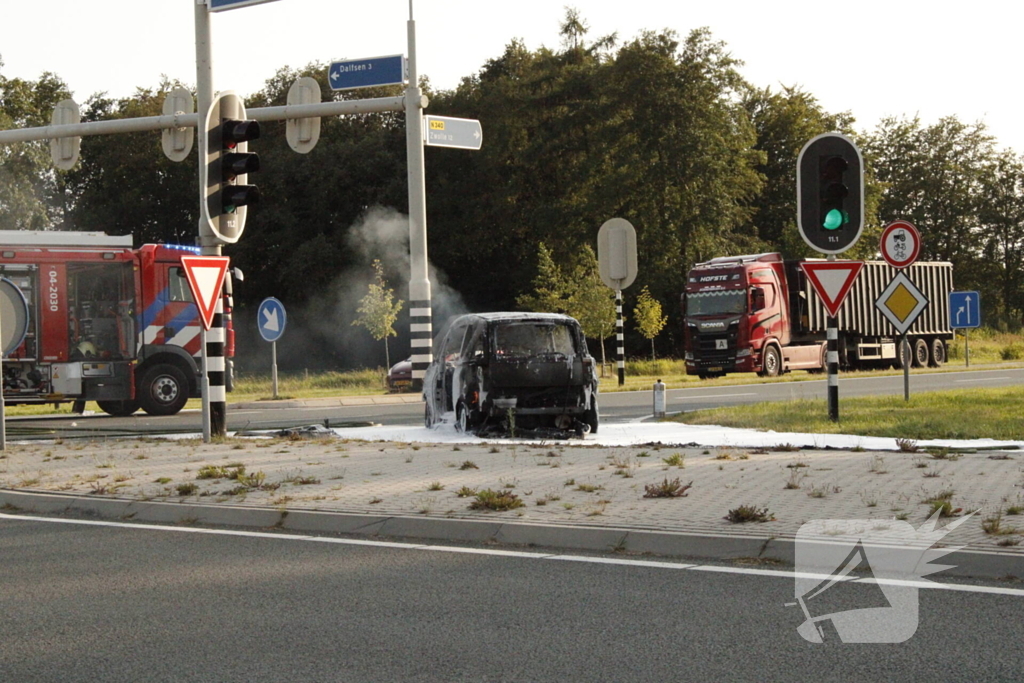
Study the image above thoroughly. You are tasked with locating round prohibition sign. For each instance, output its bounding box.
[880,220,921,269]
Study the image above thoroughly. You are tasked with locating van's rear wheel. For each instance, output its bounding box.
[139,364,189,416]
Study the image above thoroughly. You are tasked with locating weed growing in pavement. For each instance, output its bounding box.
[427,481,445,491]
[456,486,477,498]
[787,461,809,469]
[636,451,651,458]
[869,455,888,474]
[563,478,576,487]
[535,492,562,506]
[923,466,943,478]
[808,483,841,499]
[460,461,479,470]
[643,478,692,498]
[774,443,800,452]
[895,511,910,521]
[469,489,525,512]
[576,483,603,493]
[997,538,1021,546]
[896,438,919,453]
[725,505,774,523]
[662,453,685,468]
[155,477,172,484]
[982,511,1018,535]
[489,446,500,454]
[369,497,383,504]
[926,448,963,461]
[196,464,246,480]
[713,449,733,461]
[784,469,806,490]
[499,477,517,490]
[1006,505,1023,515]
[176,482,199,496]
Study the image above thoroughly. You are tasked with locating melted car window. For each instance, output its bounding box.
[494,323,574,357]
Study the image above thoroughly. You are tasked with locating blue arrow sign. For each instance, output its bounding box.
[208,0,282,12]
[329,55,405,91]
[949,291,981,329]
[257,297,287,343]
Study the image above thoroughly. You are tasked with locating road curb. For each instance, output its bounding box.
[2,489,1019,580]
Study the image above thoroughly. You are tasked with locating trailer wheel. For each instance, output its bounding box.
[893,338,912,369]
[759,346,782,377]
[97,400,140,417]
[912,338,929,368]
[930,338,946,367]
[138,364,189,416]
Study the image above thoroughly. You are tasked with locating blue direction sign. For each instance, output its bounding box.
[949,291,981,329]
[329,55,405,91]
[208,0,281,12]
[257,298,287,342]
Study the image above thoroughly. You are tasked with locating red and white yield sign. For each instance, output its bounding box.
[880,220,921,269]
[801,261,865,318]
[181,256,230,331]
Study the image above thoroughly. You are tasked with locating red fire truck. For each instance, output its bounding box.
[0,231,236,416]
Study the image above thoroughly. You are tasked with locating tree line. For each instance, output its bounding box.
[2,10,1023,370]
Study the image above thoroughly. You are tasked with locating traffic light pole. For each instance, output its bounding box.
[406,3,432,391]
[195,3,226,440]
[826,255,839,422]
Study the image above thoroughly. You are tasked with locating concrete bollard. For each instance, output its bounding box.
[653,379,666,418]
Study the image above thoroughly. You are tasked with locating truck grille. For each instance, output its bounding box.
[695,330,737,367]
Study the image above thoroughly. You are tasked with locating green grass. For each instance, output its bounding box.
[672,385,1024,441]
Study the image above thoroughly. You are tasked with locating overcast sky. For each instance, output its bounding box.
[2,1,1021,152]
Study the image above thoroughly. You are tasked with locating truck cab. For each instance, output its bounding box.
[682,253,791,378]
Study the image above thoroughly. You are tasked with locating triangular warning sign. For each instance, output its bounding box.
[801,261,864,317]
[181,256,230,331]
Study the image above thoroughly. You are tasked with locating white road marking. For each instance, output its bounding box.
[672,393,758,401]
[954,377,1007,383]
[3,512,1022,598]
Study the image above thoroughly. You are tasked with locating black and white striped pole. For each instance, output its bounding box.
[616,290,625,386]
[827,310,839,422]
[598,218,638,387]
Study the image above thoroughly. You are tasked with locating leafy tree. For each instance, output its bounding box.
[977,151,1024,327]
[0,61,73,230]
[352,259,404,368]
[517,242,615,368]
[633,286,668,360]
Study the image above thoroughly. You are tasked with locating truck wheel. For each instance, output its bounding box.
[455,401,468,433]
[912,338,929,368]
[759,346,781,377]
[139,364,189,416]
[97,400,140,417]
[424,402,435,428]
[894,339,911,369]
[930,339,946,366]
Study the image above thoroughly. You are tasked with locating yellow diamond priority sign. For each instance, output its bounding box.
[875,271,929,334]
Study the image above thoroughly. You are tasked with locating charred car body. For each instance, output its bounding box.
[423,313,599,437]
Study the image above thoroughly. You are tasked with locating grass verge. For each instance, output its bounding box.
[671,385,1024,441]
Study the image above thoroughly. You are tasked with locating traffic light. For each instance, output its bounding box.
[201,92,260,244]
[797,132,863,254]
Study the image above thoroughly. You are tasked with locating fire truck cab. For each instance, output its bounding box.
[0,231,234,416]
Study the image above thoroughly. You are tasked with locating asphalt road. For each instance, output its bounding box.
[8,367,1024,439]
[1,515,1021,682]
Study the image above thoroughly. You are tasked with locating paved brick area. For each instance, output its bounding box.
[2,432,1021,555]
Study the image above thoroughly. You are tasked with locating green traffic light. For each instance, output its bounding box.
[823,209,846,230]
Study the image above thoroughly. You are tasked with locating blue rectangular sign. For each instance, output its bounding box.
[209,0,281,12]
[949,291,981,329]
[329,55,405,91]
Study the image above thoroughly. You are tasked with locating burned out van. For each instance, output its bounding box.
[423,312,599,436]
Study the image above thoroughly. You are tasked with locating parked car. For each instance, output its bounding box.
[386,358,413,392]
[423,312,599,436]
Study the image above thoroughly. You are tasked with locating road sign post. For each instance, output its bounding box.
[258,298,287,399]
[949,291,981,368]
[181,256,231,442]
[598,218,638,386]
[801,260,864,422]
[875,271,930,401]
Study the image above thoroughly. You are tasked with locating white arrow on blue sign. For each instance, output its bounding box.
[949,291,981,329]
[329,55,406,91]
[257,297,287,343]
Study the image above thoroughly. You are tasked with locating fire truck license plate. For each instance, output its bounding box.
[707,366,722,373]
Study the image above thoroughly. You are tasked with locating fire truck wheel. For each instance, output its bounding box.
[139,364,189,416]
[96,400,140,417]
[584,396,599,435]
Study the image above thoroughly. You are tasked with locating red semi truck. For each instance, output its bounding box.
[682,252,954,378]
[0,230,236,416]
